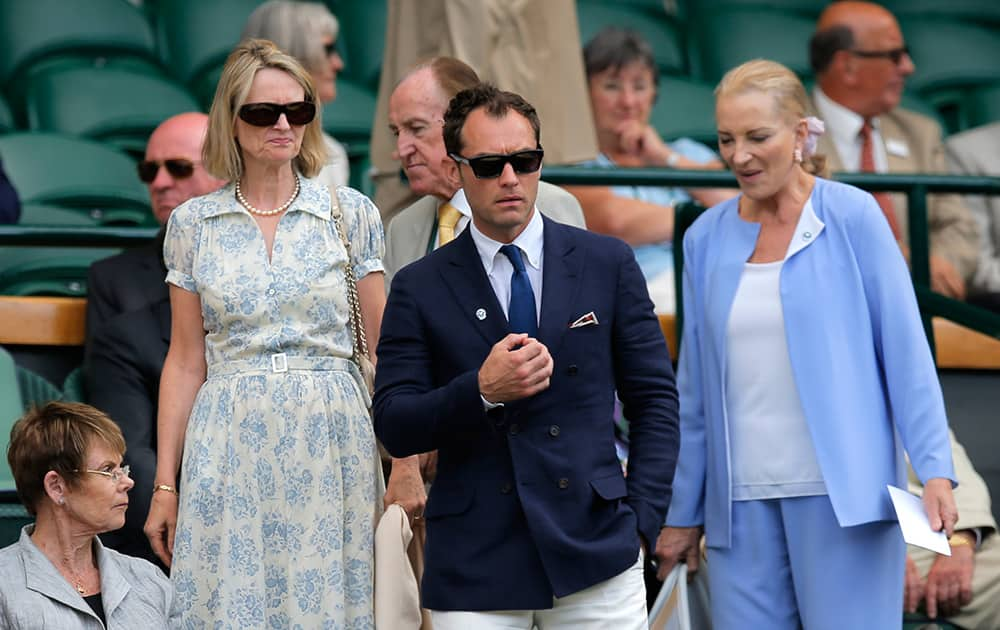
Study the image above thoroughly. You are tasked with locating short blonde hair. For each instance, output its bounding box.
[203,38,327,182]
[242,1,339,76]
[715,59,827,177]
[7,402,126,516]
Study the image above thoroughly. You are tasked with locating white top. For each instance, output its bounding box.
[434,188,473,249]
[470,207,544,323]
[813,87,889,172]
[725,200,827,500]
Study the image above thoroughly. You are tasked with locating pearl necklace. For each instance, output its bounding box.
[235,175,300,216]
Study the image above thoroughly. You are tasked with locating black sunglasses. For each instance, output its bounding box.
[238,101,316,127]
[137,158,197,183]
[849,46,910,65]
[324,39,339,57]
[449,148,544,179]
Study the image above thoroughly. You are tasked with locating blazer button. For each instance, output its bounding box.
[509,423,520,436]
[548,425,560,437]
[557,477,569,489]
[567,364,578,376]
[500,482,513,494]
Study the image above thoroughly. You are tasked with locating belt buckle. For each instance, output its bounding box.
[270,352,288,373]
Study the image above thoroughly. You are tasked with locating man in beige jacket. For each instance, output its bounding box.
[907,431,1000,628]
[807,1,979,299]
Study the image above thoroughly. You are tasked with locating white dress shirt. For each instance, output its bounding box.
[813,87,889,172]
[469,207,544,324]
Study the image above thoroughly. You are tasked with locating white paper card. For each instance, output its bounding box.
[887,485,951,556]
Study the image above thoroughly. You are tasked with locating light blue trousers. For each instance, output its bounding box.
[707,495,905,630]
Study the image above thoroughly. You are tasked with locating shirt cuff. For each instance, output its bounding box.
[481,394,504,411]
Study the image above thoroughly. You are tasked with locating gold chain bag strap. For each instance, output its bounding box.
[329,189,377,399]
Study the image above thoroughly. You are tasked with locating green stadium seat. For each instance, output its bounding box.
[61,367,86,404]
[332,0,387,91]
[24,67,201,158]
[0,96,13,134]
[650,76,719,147]
[902,19,1000,133]
[0,0,161,121]
[322,78,376,158]
[16,365,62,409]
[882,0,1000,23]
[0,347,24,495]
[0,247,120,297]
[0,133,151,220]
[966,82,1000,129]
[0,504,30,547]
[682,0,825,14]
[154,0,267,99]
[577,0,688,76]
[688,8,815,83]
[17,204,100,227]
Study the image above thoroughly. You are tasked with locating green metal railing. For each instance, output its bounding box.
[542,167,1000,354]
[1,168,999,354]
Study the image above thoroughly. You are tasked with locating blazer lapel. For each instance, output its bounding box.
[706,209,760,375]
[537,217,583,357]
[411,197,437,259]
[437,229,508,346]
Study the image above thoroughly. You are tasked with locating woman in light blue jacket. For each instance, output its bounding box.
[0,402,175,628]
[655,59,958,629]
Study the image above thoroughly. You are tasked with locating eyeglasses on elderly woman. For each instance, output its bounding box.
[73,465,132,483]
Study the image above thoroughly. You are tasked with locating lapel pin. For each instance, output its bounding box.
[475,308,487,321]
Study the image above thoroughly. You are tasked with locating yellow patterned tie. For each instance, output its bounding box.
[437,202,462,246]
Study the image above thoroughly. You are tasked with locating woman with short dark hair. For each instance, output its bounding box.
[0,402,174,628]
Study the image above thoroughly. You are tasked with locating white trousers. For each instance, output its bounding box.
[431,552,647,630]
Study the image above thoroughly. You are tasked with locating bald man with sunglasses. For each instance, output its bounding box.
[84,112,223,568]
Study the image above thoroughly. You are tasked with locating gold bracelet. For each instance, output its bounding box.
[153,484,179,495]
[949,533,974,548]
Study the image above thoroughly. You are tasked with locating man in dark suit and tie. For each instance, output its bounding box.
[85,112,222,568]
[374,84,679,628]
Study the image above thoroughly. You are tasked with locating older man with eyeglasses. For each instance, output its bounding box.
[807,0,979,300]
[83,112,223,569]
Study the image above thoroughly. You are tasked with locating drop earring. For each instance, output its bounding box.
[793,147,803,163]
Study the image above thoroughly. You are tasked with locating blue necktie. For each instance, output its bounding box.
[500,244,538,337]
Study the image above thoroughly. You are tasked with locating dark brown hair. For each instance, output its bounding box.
[7,402,125,515]
[443,83,541,156]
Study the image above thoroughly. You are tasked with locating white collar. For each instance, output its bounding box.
[470,207,544,275]
[813,86,878,147]
[446,188,473,218]
[785,196,825,259]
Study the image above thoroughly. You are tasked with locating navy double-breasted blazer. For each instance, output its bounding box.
[374,215,679,611]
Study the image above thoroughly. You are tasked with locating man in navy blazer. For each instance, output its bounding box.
[374,84,679,627]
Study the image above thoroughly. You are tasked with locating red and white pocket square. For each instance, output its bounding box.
[569,311,599,328]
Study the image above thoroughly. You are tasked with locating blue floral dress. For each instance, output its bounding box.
[163,179,384,629]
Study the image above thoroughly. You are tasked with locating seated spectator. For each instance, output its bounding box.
[86,112,223,343]
[0,157,20,223]
[243,0,350,190]
[565,27,735,314]
[807,1,979,299]
[906,430,1000,628]
[946,122,1000,312]
[85,112,221,567]
[0,402,176,627]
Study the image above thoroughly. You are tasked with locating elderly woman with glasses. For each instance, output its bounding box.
[0,402,175,628]
[143,39,389,626]
[565,27,735,314]
[243,0,350,190]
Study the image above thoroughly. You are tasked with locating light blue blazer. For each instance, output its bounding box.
[666,177,956,547]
